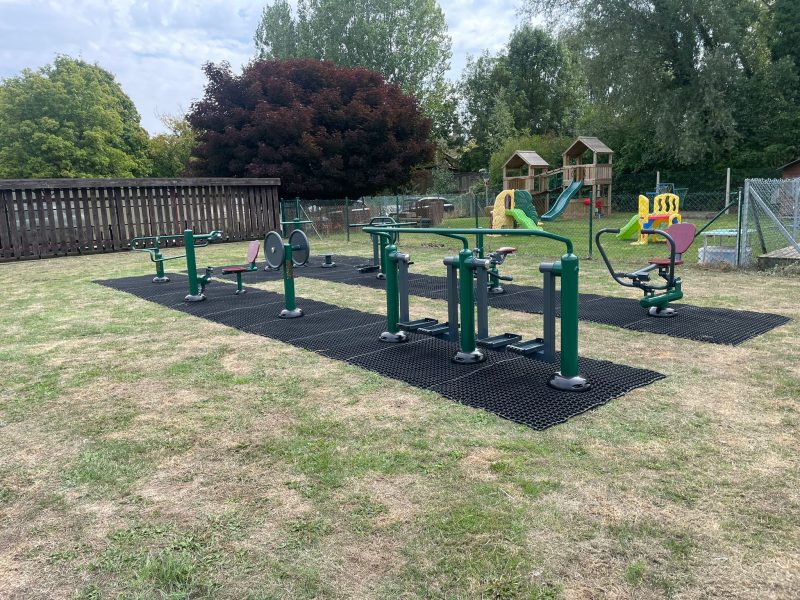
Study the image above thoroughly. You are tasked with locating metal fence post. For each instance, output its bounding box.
[345,197,350,242]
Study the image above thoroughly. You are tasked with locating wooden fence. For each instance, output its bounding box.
[0,178,281,261]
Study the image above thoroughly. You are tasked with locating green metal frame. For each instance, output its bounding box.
[364,226,585,388]
[130,230,222,296]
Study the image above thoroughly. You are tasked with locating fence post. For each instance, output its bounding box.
[656,171,660,188]
[736,187,743,266]
[725,168,731,215]
[345,197,350,242]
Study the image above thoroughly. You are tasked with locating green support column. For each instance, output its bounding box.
[153,247,169,283]
[279,243,304,318]
[184,229,205,302]
[453,249,484,364]
[549,253,589,391]
[379,242,407,342]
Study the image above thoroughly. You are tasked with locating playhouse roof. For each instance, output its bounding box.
[503,151,550,170]
[563,136,614,157]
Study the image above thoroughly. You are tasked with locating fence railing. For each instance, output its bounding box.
[0,178,281,261]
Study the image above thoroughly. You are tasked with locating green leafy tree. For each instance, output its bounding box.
[459,28,581,171]
[431,165,457,194]
[526,0,800,170]
[254,0,455,140]
[771,0,800,72]
[0,56,150,178]
[148,113,197,177]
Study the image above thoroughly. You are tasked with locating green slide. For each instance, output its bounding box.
[505,208,542,230]
[616,214,640,240]
[540,179,583,222]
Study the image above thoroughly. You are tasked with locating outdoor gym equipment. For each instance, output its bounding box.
[350,216,417,278]
[596,222,696,317]
[363,226,590,392]
[220,241,261,294]
[264,229,311,318]
[130,229,223,301]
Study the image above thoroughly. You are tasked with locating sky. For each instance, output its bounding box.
[0,0,528,134]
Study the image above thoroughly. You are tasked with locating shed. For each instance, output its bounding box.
[780,158,800,179]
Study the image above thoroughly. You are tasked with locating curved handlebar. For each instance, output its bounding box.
[595,227,677,291]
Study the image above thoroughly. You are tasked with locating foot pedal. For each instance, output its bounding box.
[507,338,545,356]
[418,322,450,337]
[398,318,438,332]
[477,333,522,350]
[356,264,380,273]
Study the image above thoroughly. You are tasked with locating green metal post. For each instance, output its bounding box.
[378,240,407,342]
[378,234,389,278]
[458,249,477,353]
[385,244,399,333]
[559,254,579,377]
[283,244,296,311]
[154,249,166,279]
[184,229,199,297]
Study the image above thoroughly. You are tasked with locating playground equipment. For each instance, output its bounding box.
[618,193,682,243]
[363,226,590,392]
[130,229,223,301]
[596,222,696,317]
[491,189,542,230]
[220,241,261,294]
[502,137,614,219]
[350,216,417,278]
[540,179,584,222]
[264,229,311,318]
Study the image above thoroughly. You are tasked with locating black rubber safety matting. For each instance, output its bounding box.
[96,274,665,430]
[200,255,790,346]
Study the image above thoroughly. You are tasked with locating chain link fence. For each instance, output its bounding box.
[738,178,800,269]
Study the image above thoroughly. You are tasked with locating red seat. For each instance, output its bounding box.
[220,241,261,273]
[648,258,683,266]
[648,223,696,266]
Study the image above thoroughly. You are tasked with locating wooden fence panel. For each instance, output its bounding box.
[0,178,280,261]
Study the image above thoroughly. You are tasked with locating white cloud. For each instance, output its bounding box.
[0,0,534,134]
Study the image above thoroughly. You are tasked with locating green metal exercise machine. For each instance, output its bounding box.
[350,216,417,279]
[363,226,590,392]
[595,223,696,317]
[130,229,223,302]
[264,229,311,318]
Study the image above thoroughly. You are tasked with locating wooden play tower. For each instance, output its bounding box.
[502,136,614,217]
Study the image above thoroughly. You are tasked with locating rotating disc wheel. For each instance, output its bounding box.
[288,229,310,267]
[264,231,285,269]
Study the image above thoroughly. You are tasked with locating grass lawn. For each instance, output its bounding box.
[0,222,798,599]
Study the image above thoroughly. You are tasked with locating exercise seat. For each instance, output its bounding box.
[647,223,696,265]
[495,246,517,256]
[221,240,260,294]
[648,257,683,266]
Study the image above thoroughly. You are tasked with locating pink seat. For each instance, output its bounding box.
[496,246,517,254]
[648,223,695,264]
[221,241,260,273]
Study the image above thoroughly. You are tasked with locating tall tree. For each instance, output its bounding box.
[254,0,454,140]
[458,27,580,171]
[187,59,434,198]
[148,113,197,177]
[0,56,150,178]
[526,0,800,170]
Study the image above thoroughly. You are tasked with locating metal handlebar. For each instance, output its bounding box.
[595,227,678,292]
